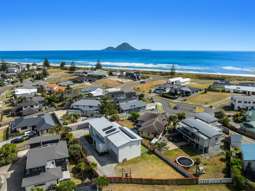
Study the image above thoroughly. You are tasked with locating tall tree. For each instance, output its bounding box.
[96,176,109,191]
[69,62,76,72]
[60,61,66,69]
[43,58,50,67]
[95,60,102,70]
[26,64,30,71]
[56,180,76,191]
[100,96,118,116]
[0,61,8,71]
[0,144,17,166]
[170,64,176,77]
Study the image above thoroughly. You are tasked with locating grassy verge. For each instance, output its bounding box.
[185,92,230,106]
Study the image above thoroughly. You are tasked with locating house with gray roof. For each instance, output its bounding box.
[241,144,255,180]
[119,100,146,113]
[28,135,60,148]
[137,112,168,139]
[88,117,142,163]
[10,113,58,134]
[177,117,223,154]
[12,96,44,116]
[22,141,70,191]
[70,99,101,117]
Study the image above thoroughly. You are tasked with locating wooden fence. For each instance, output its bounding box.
[142,141,194,178]
[108,177,198,185]
[198,178,233,184]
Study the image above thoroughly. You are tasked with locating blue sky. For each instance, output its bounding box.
[0,0,255,51]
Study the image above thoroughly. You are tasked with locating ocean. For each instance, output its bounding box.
[0,50,255,76]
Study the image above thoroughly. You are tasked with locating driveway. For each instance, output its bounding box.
[79,137,117,176]
[0,153,27,191]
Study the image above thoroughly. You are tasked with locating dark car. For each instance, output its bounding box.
[11,136,25,144]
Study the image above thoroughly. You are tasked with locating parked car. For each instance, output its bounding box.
[11,136,25,144]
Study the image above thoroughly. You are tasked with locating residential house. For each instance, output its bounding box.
[28,135,61,148]
[12,96,44,116]
[167,77,191,86]
[119,100,146,113]
[241,144,255,180]
[231,134,242,148]
[241,110,255,135]
[105,88,137,103]
[137,112,168,139]
[10,113,58,134]
[225,84,255,95]
[86,70,108,79]
[58,80,74,87]
[47,84,65,93]
[70,99,101,117]
[22,141,70,191]
[177,117,223,154]
[230,95,255,110]
[15,87,37,97]
[88,117,142,163]
[80,87,104,97]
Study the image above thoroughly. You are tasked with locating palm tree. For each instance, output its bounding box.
[194,157,201,176]
[96,176,109,191]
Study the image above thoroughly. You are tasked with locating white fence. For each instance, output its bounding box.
[198,178,232,184]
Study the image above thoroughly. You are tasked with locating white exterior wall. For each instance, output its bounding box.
[231,96,255,110]
[117,140,141,163]
[243,160,255,172]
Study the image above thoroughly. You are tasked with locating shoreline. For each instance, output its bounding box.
[7,61,255,79]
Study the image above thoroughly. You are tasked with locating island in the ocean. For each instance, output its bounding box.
[103,42,150,51]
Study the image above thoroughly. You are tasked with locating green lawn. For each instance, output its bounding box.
[162,148,227,178]
[115,146,184,179]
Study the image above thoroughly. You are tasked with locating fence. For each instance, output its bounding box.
[108,177,198,185]
[198,178,233,184]
[142,141,194,178]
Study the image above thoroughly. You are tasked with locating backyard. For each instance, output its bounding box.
[162,147,227,178]
[185,92,230,106]
[115,146,184,179]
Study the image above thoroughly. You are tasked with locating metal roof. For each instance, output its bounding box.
[195,112,217,124]
[241,144,255,161]
[26,141,69,169]
[182,118,221,138]
[119,100,146,111]
[28,135,60,145]
[22,167,62,187]
[71,99,101,107]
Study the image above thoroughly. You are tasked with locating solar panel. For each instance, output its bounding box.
[102,126,114,132]
[105,128,117,134]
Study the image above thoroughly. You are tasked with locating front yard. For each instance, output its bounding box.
[115,146,184,179]
[185,92,230,106]
[162,146,227,178]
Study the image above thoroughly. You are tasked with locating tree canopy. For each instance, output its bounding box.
[56,180,76,191]
[43,58,50,67]
[0,144,17,166]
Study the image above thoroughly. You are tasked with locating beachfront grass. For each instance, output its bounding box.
[134,80,166,93]
[115,146,184,179]
[47,68,75,83]
[188,79,214,89]
[185,92,230,106]
[104,184,235,191]
[162,148,226,178]
[93,78,123,88]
